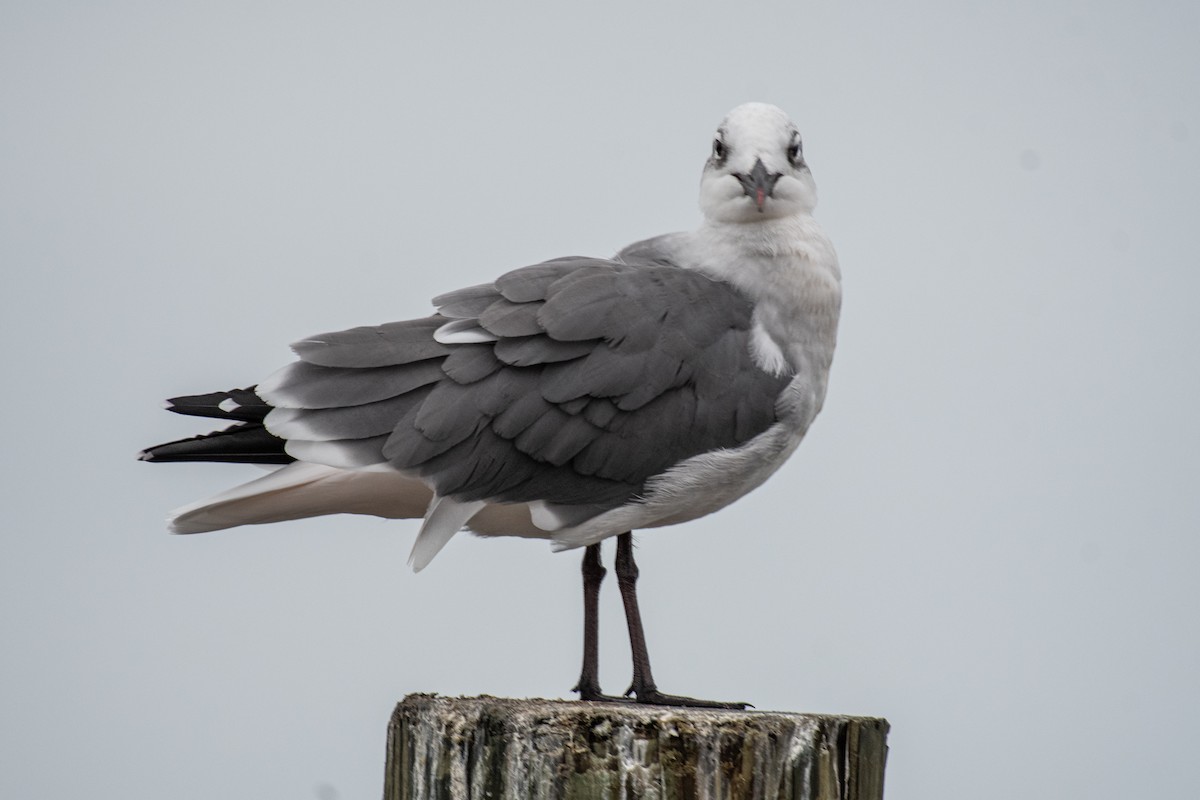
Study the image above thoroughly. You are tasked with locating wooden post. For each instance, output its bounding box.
[383,694,888,800]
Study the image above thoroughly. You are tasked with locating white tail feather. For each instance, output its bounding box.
[528,500,569,531]
[409,495,486,572]
[169,462,432,533]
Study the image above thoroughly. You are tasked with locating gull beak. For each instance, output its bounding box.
[734,158,782,213]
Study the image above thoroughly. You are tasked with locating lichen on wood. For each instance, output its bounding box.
[383,694,888,800]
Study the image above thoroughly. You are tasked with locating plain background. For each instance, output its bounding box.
[2,2,1197,798]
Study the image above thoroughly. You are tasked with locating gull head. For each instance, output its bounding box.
[699,103,818,224]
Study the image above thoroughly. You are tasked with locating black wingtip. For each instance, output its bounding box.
[139,422,294,465]
[165,387,272,423]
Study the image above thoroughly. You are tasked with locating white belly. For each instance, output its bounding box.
[545,375,821,550]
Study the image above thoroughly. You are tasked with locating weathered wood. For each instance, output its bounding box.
[383,694,888,800]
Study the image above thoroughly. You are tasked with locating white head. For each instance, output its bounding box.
[699,103,818,224]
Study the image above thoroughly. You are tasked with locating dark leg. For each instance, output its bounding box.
[614,532,748,710]
[572,543,629,702]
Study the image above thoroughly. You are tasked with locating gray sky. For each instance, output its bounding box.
[2,2,1198,799]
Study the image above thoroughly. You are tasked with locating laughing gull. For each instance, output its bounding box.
[141,102,842,708]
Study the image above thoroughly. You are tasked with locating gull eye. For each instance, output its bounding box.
[787,138,803,167]
[712,139,726,161]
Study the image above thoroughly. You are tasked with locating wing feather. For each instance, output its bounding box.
[259,256,792,519]
[291,317,450,368]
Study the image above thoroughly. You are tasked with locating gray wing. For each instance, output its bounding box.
[259,255,793,515]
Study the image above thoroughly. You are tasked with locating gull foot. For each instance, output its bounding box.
[573,680,635,704]
[628,685,751,710]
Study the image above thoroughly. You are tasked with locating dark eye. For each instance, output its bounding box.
[787,139,803,166]
[712,139,726,161]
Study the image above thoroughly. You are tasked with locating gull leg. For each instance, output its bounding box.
[614,532,748,710]
[572,542,629,702]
